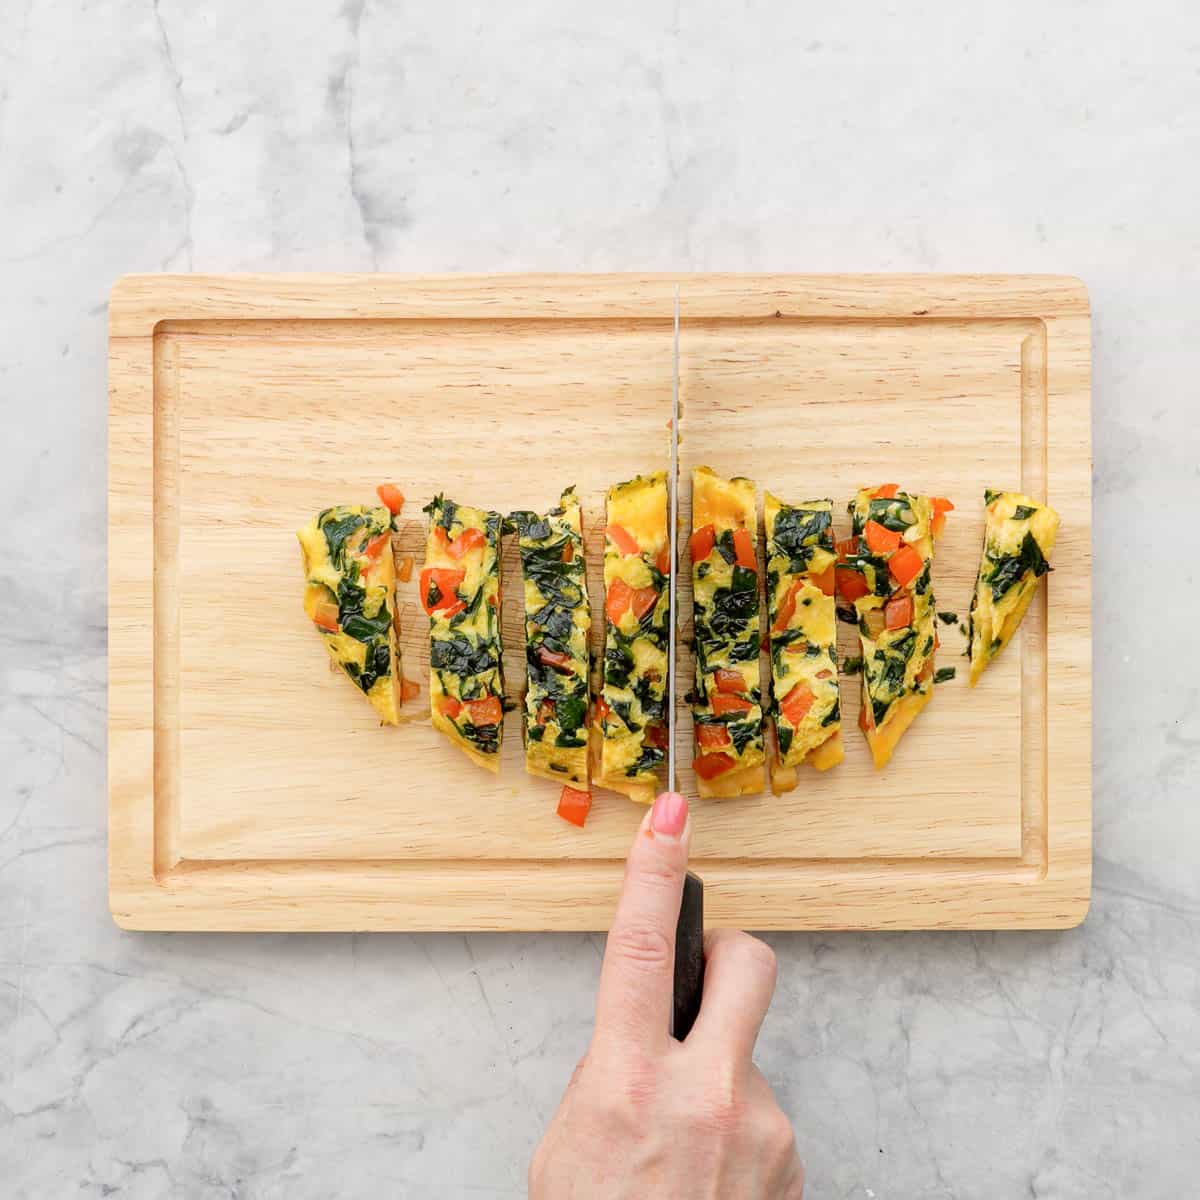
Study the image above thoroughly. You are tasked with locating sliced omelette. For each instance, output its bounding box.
[298,504,401,724]
[968,489,1059,685]
[837,485,952,769]
[595,472,669,805]
[422,495,505,772]
[509,489,591,786]
[689,467,765,799]
[764,494,843,794]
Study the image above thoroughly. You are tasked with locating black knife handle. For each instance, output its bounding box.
[671,871,705,1041]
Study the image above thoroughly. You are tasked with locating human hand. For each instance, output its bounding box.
[529,792,803,1199]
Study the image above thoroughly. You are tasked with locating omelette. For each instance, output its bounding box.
[422,495,505,772]
[298,503,401,724]
[838,485,953,768]
[763,494,843,794]
[689,467,765,799]
[509,489,591,787]
[595,472,669,804]
[967,489,1059,685]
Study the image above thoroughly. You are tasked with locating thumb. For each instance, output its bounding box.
[594,792,691,1054]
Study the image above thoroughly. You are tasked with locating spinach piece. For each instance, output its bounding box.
[872,695,892,726]
[837,605,857,625]
[610,698,640,732]
[820,701,841,727]
[726,636,760,664]
[604,641,634,688]
[509,510,552,541]
[697,561,710,579]
[554,692,588,741]
[422,494,459,533]
[984,488,1001,505]
[704,568,757,639]
[842,655,864,675]
[632,675,664,722]
[430,635,499,678]
[715,529,737,565]
[1012,505,1036,521]
[337,574,366,618]
[342,608,393,643]
[628,744,665,775]
[771,507,830,559]
[867,497,915,532]
[355,640,391,693]
[777,724,793,757]
[727,719,758,755]
[937,611,958,625]
[527,725,545,742]
[532,598,575,642]
[934,667,957,684]
[322,512,365,568]
[549,762,568,773]
[460,720,500,752]
[987,532,1050,601]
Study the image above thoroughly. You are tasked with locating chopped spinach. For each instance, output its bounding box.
[987,532,1050,601]
[459,720,500,752]
[771,506,831,564]
[322,512,365,568]
[934,667,957,684]
[628,744,665,775]
[837,605,857,625]
[728,719,758,755]
[937,611,958,625]
[867,497,915,533]
[821,701,841,727]
[342,608,393,643]
[841,655,864,675]
[776,724,793,757]
[430,635,499,678]
[984,488,1001,505]
[1012,504,1036,521]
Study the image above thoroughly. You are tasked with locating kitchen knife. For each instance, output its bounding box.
[668,286,705,1041]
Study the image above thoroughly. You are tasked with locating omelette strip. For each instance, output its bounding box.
[596,473,669,805]
[764,494,843,794]
[298,503,401,724]
[509,489,591,786]
[968,489,1059,685]
[689,467,765,799]
[422,496,505,772]
[838,485,952,769]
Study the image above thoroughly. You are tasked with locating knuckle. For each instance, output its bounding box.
[608,923,673,971]
[732,931,777,982]
[627,855,679,893]
[601,1053,659,1125]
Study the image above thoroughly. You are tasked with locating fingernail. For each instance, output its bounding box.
[651,791,688,839]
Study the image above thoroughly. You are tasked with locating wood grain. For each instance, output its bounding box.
[108,274,1091,931]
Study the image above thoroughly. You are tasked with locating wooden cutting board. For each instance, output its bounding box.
[108,274,1091,931]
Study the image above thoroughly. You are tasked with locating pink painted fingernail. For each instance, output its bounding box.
[651,791,688,838]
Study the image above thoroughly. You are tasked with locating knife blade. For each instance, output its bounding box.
[668,286,704,1042]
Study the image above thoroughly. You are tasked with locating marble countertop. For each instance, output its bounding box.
[3,2,1197,1196]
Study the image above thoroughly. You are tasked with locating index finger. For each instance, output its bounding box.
[594,791,691,1055]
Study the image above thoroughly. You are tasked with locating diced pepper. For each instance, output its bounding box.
[871,483,898,499]
[888,544,923,587]
[773,579,802,632]
[537,699,557,725]
[431,526,451,553]
[447,527,486,560]
[696,723,732,750]
[732,528,757,571]
[362,531,391,561]
[436,694,462,719]
[711,692,753,716]
[594,696,611,724]
[655,545,670,575]
[714,668,747,694]
[864,520,902,553]
[561,541,574,563]
[312,600,339,633]
[537,646,573,672]
[694,752,736,780]
[630,586,659,621]
[376,483,405,515]
[780,683,814,727]
[557,785,593,828]
[644,722,668,750]
[836,566,870,602]
[812,564,836,596]
[836,536,860,562]
[929,497,954,540]
[420,566,466,615]
[606,523,640,556]
[689,524,716,563]
[605,578,633,623]
[884,594,913,630]
[784,640,809,655]
[464,695,503,726]
[401,678,421,701]
[397,555,414,582]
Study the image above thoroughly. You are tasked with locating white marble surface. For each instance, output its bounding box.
[2,1,1198,1196]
